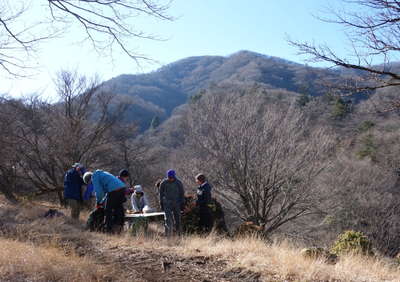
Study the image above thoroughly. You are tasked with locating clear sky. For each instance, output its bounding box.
[1,0,351,99]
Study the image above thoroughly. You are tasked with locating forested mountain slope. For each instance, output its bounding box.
[103,50,343,131]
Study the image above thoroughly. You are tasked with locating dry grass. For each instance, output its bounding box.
[92,222,400,282]
[103,230,400,281]
[177,235,400,282]
[1,198,400,282]
[0,238,112,281]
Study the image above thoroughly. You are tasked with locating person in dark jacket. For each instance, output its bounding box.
[83,170,127,233]
[118,169,134,196]
[159,169,185,236]
[118,169,130,185]
[63,163,85,220]
[195,173,213,233]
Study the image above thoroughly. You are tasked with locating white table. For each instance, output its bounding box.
[125,212,166,219]
[125,212,166,232]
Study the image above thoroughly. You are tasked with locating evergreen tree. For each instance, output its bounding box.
[190,90,205,104]
[332,98,351,120]
[150,116,160,129]
[296,93,311,107]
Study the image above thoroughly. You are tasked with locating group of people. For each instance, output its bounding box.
[63,163,213,235]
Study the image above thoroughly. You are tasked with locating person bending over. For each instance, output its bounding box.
[83,170,126,233]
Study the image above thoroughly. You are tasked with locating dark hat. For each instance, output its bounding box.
[167,169,176,178]
[119,169,130,178]
[72,163,85,174]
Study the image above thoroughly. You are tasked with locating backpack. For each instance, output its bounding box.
[43,209,64,218]
[86,208,105,232]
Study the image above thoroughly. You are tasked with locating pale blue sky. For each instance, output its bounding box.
[2,0,352,98]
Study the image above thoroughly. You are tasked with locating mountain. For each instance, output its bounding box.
[103,50,343,131]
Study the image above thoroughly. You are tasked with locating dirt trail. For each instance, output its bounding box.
[88,237,262,282]
[0,203,262,282]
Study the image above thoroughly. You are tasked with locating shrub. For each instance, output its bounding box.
[358,120,375,132]
[395,253,400,265]
[234,221,264,237]
[300,247,338,264]
[189,91,205,103]
[356,134,377,160]
[331,230,373,256]
[182,196,229,235]
[296,93,311,107]
[331,98,351,120]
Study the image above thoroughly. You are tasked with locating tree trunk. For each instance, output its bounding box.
[0,188,18,204]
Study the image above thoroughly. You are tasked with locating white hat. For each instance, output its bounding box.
[83,172,93,184]
[72,162,84,169]
[134,185,143,193]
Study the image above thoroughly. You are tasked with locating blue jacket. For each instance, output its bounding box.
[92,170,126,203]
[64,168,84,201]
[196,182,212,207]
[83,183,94,201]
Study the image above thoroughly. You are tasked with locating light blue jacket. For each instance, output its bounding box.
[92,170,126,203]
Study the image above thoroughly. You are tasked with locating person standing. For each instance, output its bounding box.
[63,163,85,220]
[118,169,130,185]
[117,169,135,195]
[195,173,213,233]
[159,169,185,236]
[83,170,126,233]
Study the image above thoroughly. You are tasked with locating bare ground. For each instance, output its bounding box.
[0,201,263,282]
[92,243,262,282]
[1,200,399,281]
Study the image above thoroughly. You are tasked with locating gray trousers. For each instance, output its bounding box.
[164,204,181,236]
[67,199,81,220]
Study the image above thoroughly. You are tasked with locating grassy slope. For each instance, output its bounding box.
[0,239,112,281]
[0,199,399,282]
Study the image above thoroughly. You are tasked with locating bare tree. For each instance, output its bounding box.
[0,0,173,76]
[317,151,400,257]
[290,0,400,108]
[106,122,155,186]
[179,91,334,235]
[12,70,129,204]
[0,96,20,202]
[103,125,167,206]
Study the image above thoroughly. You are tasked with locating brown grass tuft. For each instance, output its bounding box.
[177,235,400,282]
[0,238,112,281]
[105,232,400,281]
[1,199,399,281]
